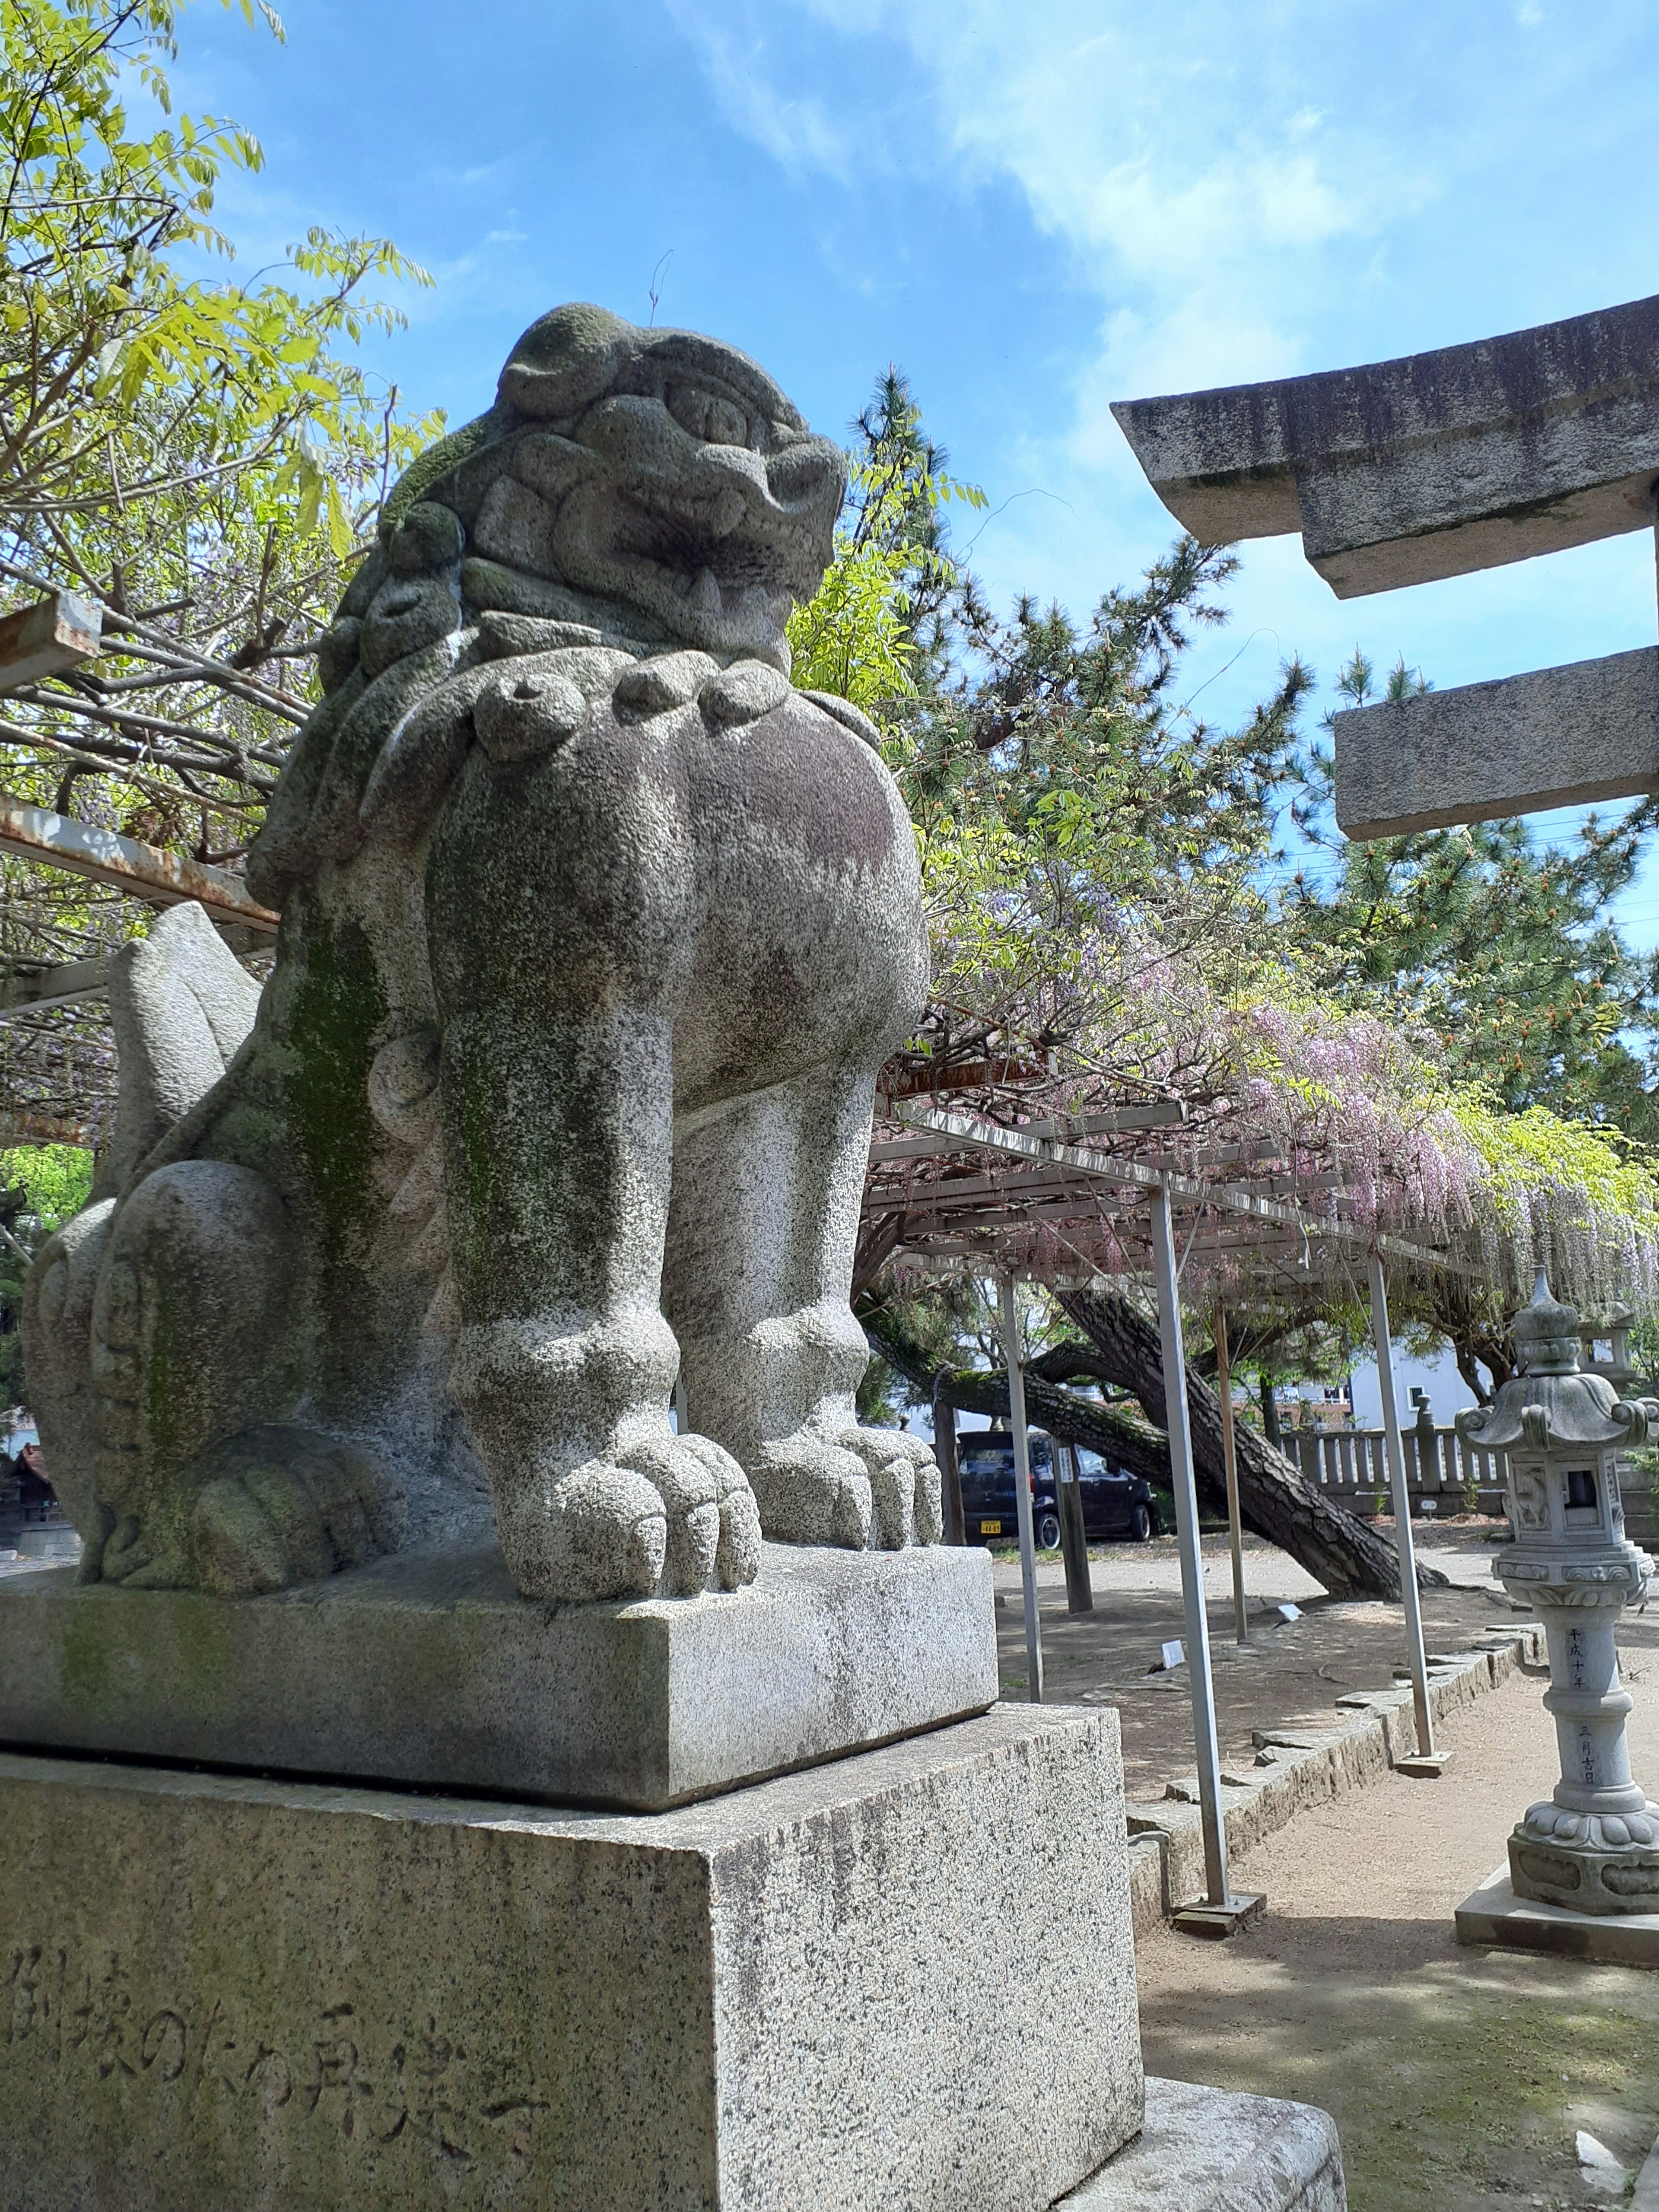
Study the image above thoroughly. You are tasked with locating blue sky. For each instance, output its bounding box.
[180,0,1659,932]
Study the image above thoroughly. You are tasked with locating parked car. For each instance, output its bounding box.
[956,1427,1157,1549]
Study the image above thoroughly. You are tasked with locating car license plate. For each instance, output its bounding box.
[980,1519,1002,1535]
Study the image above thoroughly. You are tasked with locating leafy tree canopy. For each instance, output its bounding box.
[0,0,437,1137]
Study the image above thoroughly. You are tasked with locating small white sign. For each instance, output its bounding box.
[1160,1639,1185,1670]
[1277,1603,1302,1624]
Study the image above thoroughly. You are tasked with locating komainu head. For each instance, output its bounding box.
[371,302,845,667]
[246,306,849,909]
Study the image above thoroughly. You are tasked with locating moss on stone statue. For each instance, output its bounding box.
[281,909,387,1286]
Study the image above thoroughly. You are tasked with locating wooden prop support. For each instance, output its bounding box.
[1056,1440,1093,1614]
[997,1273,1044,1704]
[931,1372,966,1547]
[1214,1303,1249,1646]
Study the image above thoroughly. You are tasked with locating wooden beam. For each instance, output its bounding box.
[870,1101,1189,1163]
[0,798,278,933]
[0,593,101,697]
[0,958,106,1019]
[0,1110,96,1147]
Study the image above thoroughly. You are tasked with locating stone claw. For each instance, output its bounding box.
[192,1431,391,1596]
[827,1425,943,1550]
[748,1434,873,1549]
[493,1429,762,1604]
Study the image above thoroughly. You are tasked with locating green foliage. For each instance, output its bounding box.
[785,366,984,718]
[2,0,434,554]
[0,1140,92,1233]
[0,0,437,1134]
[0,1139,92,1407]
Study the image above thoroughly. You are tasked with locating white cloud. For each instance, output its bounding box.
[668,0,1446,433]
[661,3,866,183]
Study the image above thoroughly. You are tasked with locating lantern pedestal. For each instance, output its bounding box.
[1456,1864,1659,1969]
[1505,1592,1659,1914]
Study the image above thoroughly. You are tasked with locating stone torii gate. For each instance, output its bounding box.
[1112,292,1659,839]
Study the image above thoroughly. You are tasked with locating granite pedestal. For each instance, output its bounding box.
[1062,2077,1346,2211]
[0,1707,1141,2212]
[0,1538,995,1808]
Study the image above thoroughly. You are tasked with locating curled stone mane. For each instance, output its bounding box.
[246,304,850,910]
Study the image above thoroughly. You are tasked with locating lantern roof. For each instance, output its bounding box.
[1458,1274,1648,1454]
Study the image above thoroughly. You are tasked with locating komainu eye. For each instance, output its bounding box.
[666,383,749,448]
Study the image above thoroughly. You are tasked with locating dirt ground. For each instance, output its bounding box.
[992,1526,1516,1800]
[1132,1638,1659,2211]
[998,1528,1659,2210]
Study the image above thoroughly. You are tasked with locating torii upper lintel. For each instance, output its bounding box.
[1111,293,1659,598]
[1112,295,1659,838]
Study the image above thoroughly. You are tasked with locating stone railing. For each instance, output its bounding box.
[1287,1419,1510,1517]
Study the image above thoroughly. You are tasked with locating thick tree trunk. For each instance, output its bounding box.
[864,1326,1176,1488]
[1056,1287,1446,1601]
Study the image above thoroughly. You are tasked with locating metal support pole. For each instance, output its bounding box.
[1150,1179,1245,1921]
[1367,1254,1444,1773]
[1214,1303,1249,1645]
[998,1273,1044,1704]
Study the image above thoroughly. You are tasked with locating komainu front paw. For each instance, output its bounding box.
[749,1434,872,1549]
[495,1433,761,1604]
[193,1428,393,1596]
[829,1424,943,1548]
[750,1424,942,1552]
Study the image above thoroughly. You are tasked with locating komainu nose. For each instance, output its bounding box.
[766,435,845,519]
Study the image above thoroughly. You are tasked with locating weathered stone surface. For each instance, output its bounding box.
[1110,292,1659,597]
[0,1705,1141,2212]
[1333,646,1659,839]
[22,303,946,1614]
[0,1538,996,1809]
[1062,2076,1345,2210]
[1457,1862,1659,1968]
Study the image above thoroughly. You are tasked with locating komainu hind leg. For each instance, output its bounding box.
[70,1158,391,1591]
[665,1065,942,1552]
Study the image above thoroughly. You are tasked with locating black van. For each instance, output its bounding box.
[956,1428,1157,1549]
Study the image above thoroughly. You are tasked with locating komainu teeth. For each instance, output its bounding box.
[687,567,723,615]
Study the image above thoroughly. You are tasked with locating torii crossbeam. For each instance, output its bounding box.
[1112,294,1659,839]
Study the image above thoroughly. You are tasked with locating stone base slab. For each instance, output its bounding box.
[0,1536,995,1809]
[1060,2076,1346,2210]
[1457,1862,1659,1967]
[0,1704,1140,2212]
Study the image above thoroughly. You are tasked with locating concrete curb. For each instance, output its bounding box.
[1123,1623,1545,1936]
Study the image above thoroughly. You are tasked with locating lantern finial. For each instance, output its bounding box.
[1512,1273,1581,1376]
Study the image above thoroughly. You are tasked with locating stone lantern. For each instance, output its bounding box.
[1580,1300,1639,1398]
[1456,1274,1659,1916]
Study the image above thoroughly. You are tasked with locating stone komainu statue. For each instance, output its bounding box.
[22,305,941,1604]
